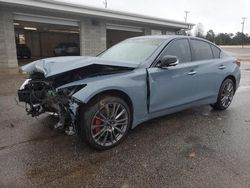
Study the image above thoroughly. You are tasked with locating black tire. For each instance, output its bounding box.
[211,78,235,110]
[78,95,132,150]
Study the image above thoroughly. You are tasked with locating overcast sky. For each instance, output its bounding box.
[56,0,250,35]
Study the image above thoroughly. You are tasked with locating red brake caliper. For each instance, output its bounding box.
[94,118,102,133]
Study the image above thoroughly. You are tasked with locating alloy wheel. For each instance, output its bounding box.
[220,81,234,108]
[91,102,129,147]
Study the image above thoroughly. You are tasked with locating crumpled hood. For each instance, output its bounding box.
[22,56,138,77]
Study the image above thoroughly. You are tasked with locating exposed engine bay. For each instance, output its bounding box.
[18,63,134,135]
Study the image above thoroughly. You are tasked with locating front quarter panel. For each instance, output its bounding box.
[72,69,149,127]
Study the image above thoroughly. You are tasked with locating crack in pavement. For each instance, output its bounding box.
[0,134,62,152]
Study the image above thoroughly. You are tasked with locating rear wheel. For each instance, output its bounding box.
[78,95,131,150]
[211,78,235,110]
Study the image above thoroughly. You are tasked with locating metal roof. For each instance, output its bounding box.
[0,0,194,29]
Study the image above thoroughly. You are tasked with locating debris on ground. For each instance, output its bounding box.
[189,152,196,158]
[202,113,209,116]
[121,182,129,188]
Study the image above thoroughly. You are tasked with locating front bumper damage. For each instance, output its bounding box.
[17,79,83,135]
[17,56,135,136]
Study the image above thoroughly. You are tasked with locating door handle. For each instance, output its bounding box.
[218,65,226,70]
[188,70,197,75]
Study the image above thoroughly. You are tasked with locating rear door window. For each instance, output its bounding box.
[191,39,213,61]
[210,44,221,58]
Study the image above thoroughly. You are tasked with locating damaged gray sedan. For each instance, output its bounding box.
[18,36,241,149]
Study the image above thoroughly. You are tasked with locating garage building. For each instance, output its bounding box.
[0,0,194,68]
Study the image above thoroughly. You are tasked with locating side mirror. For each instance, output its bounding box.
[156,55,179,68]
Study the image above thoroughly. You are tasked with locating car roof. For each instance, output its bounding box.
[129,35,211,42]
[128,35,220,50]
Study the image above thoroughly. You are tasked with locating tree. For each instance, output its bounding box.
[194,23,205,38]
[232,32,249,45]
[214,33,232,45]
[205,29,215,42]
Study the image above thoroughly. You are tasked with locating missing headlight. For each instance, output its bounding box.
[57,84,87,97]
[19,79,31,90]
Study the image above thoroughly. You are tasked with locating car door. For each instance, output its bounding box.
[189,39,225,100]
[147,38,199,113]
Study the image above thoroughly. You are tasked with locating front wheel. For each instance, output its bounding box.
[78,95,131,150]
[211,78,235,110]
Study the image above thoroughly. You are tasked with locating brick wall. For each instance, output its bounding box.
[80,19,106,56]
[0,10,18,68]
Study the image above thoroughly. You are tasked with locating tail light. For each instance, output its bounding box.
[234,59,241,67]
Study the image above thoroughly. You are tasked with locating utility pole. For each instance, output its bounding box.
[184,11,190,22]
[241,17,247,48]
[103,0,107,8]
[184,11,190,36]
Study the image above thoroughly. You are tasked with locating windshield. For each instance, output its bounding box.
[99,38,164,64]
